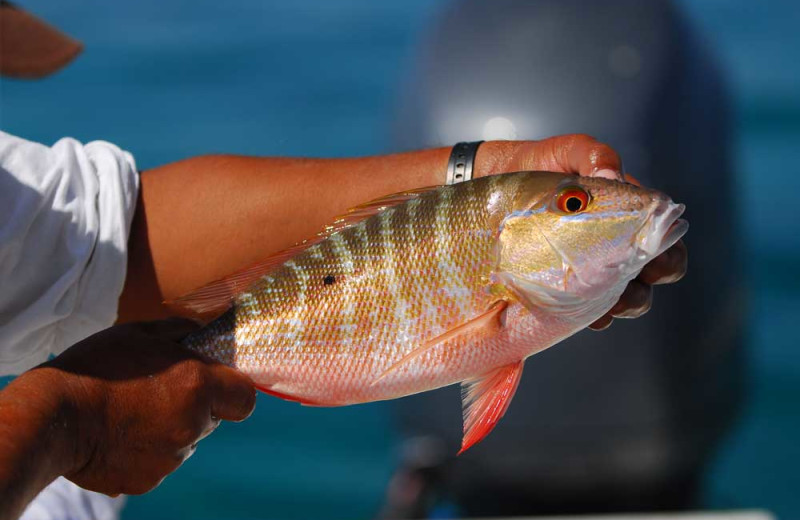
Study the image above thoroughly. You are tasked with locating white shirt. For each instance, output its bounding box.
[0,131,138,374]
[0,131,138,519]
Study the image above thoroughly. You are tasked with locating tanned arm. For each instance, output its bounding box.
[0,369,76,520]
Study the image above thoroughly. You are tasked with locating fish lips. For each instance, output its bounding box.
[636,201,688,260]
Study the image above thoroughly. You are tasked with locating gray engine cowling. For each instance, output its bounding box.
[387,0,746,515]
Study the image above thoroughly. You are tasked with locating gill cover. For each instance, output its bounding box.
[494,173,683,321]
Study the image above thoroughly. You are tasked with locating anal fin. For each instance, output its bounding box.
[459,360,524,455]
[167,262,282,316]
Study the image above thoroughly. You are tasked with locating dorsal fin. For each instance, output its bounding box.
[167,185,440,316]
[322,186,438,235]
[166,257,288,316]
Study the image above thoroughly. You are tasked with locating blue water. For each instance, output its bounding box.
[1,1,798,518]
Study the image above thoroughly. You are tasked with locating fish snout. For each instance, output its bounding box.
[637,199,688,259]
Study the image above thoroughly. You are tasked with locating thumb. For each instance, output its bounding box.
[207,363,257,422]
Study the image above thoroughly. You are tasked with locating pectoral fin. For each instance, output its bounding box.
[459,360,524,455]
[372,300,509,386]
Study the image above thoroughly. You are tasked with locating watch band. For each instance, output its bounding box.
[446,141,483,185]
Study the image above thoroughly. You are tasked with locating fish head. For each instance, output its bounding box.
[495,172,688,319]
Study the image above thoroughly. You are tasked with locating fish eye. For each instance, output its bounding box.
[556,187,590,214]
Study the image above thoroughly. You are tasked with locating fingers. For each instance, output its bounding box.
[589,314,614,331]
[610,279,652,318]
[206,363,257,422]
[548,134,623,178]
[483,135,624,181]
[588,243,686,331]
[638,241,688,285]
[168,366,246,468]
[176,442,200,465]
[624,173,642,187]
[196,416,222,442]
[588,279,653,331]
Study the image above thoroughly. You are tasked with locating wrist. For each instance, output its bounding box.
[9,367,87,477]
[0,367,85,515]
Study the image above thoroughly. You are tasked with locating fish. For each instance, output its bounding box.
[174,171,688,453]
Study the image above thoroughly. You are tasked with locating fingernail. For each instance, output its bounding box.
[592,168,623,181]
[614,304,651,319]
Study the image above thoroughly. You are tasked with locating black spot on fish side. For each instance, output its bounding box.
[324,275,336,285]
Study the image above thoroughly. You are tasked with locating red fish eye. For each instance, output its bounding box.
[556,187,590,213]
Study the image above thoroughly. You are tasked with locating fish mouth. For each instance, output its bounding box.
[637,200,688,259]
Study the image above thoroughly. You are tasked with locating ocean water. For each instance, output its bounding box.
[1,1,798,518]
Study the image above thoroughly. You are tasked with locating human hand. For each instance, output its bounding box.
[41,319,256,496]
[476,135,688,329]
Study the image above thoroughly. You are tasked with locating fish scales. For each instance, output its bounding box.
[181,171,687,451]
[186,176,508,402]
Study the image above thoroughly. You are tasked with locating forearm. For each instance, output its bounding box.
[0,369,76,520]
[117,143,522,322]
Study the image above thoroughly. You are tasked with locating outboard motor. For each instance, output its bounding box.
[384,0,745,516]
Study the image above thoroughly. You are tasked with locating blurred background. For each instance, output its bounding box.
[1,0,798,519]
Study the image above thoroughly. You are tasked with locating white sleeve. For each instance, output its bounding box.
[20,477,126,520]
[0,131,139,375]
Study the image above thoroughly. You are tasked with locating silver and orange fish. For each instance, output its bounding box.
[176,171,687,453]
